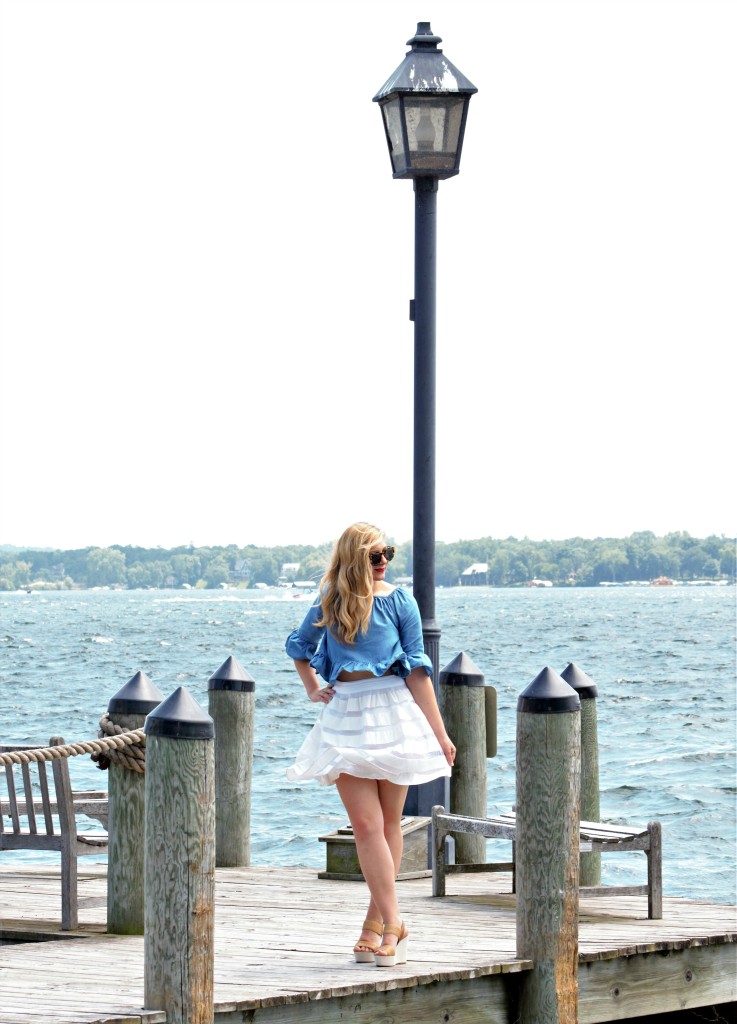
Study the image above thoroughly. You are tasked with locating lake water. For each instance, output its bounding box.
[1,585,735,904]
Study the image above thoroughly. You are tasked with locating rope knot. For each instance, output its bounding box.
[96,714,147,772]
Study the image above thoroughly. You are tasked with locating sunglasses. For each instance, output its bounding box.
[369,546,395,566]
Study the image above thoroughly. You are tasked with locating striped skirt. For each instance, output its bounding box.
[285,675,452,787]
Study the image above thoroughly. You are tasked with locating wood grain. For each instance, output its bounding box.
[516,709,581,1024]
[443,684,487,864]
[579,698,601,887]
[108,711,147,935]
[144,735,215,1024]
[209,689,253,868]
[0,862,734,1024]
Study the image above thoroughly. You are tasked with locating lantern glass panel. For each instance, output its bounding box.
[380,98,407,176]
[404,96,466,172]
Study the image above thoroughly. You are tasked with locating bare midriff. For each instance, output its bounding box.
[337,669,393,682]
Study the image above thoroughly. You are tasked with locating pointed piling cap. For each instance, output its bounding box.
[108,671,164,715]
[517,666,580,714]
[440,652,485,686]
[208,655,255,692]
[144,686,215,739]
[561,662,598,699]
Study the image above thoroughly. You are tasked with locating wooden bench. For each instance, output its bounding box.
[431,805,663,919]
[0,739,109,930]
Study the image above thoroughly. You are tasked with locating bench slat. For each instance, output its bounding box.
[4,766,21,832]
[431,805,662,919]
[38,761,54,832]
[434,811,649,845]
[21,762,38,834]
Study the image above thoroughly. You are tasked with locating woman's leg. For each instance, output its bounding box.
[336,774,405,940]
[374,780,410,958]
[378,778,408,880]
[358,780,408,937]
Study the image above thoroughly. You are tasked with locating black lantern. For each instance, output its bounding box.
[373,22,477,179]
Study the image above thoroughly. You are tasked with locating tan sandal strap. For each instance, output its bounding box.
[354,938,380,952]
[382,923,403,938]
[362,919,383,934]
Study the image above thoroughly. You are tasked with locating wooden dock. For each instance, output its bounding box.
[1,861,735,1024]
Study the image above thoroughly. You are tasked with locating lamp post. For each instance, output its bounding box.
[374,24,476,817]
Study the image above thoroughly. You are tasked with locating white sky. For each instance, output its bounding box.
[1,0,734,551]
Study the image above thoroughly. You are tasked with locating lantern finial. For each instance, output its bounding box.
[407,24,443,50]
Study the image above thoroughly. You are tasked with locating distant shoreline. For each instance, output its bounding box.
[7,578,734,595]
[2,533,734,592]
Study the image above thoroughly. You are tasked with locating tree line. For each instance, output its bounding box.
[0,531,734,591]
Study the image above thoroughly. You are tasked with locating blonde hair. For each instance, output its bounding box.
[316,522,384,644]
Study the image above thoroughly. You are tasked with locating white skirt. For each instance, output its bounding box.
[286,675,452,787]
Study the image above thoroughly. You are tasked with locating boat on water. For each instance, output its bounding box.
[651,576,675,587]
[282,581,319,601]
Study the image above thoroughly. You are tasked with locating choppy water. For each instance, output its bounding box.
[1,585,735,904]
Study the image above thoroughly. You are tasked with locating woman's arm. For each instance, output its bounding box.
[287,597,333,702]
[393,590,454,764]
[293,659,334,704]
[404,668,455,766]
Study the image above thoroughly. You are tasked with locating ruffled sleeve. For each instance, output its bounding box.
[285,598,331,680]
[393,588,433,676]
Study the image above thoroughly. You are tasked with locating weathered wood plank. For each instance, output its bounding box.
[216,972,516,1024]
[0,863,734,1024]
[579,943,737,1023]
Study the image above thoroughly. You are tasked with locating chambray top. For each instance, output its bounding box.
[285,587,432,684]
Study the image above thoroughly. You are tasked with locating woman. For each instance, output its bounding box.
[285,522,455,967]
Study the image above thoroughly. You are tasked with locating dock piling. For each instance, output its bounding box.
[208,655,255,867]
[106,671,163,935]
[440,652,489,864]
[561,662,601,887]
[144,686,215,1024]
[516,666,581,1024]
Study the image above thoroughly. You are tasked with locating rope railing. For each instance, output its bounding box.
[0,716,146,773]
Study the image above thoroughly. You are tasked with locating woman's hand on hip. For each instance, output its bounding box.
[309,685,335,704]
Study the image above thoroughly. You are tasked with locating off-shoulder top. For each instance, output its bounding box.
[285,587,432,684]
